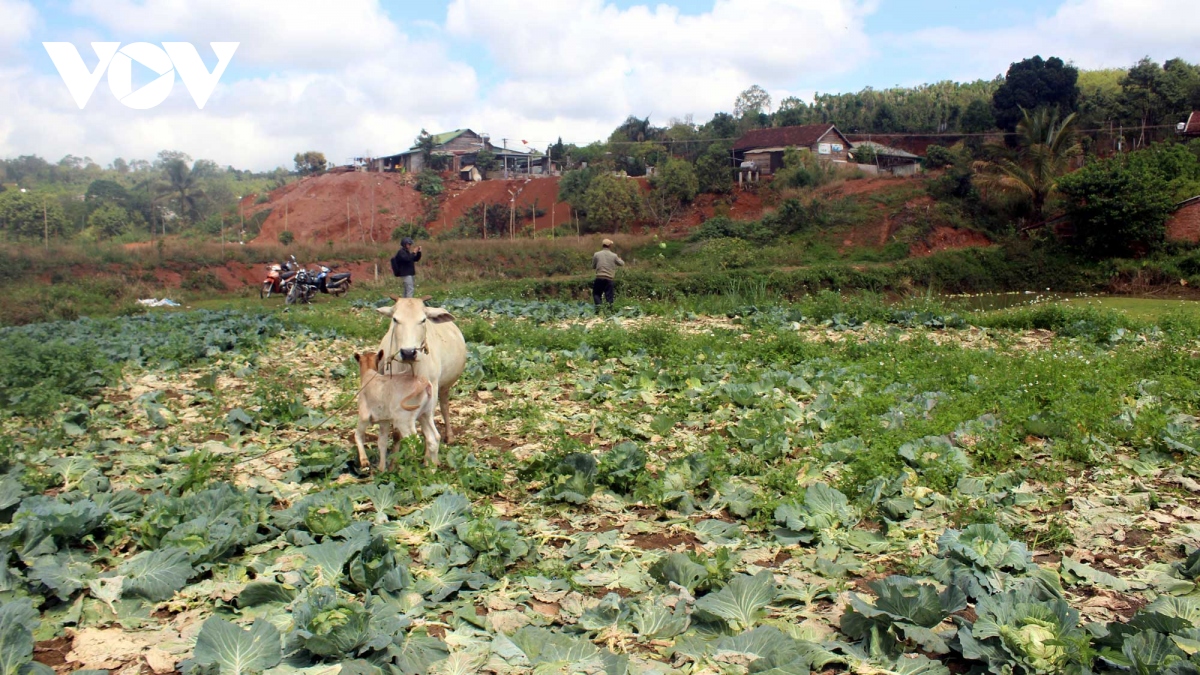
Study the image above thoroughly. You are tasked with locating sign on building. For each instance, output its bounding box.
[818,143,832,155]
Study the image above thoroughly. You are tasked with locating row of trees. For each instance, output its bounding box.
[0,152,287,242]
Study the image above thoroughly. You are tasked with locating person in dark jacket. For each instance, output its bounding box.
[591,238,624,311]
[390,237,422,298]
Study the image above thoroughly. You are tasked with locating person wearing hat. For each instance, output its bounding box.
[591,238,624,311]
[390,237,422,298]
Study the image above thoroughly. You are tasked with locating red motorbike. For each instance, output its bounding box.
[260,256,299,299]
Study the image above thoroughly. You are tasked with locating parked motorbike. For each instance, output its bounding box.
[285,266,317,305]
[316,265,352,296]
[284,263,352,305]
[261,256,299,299]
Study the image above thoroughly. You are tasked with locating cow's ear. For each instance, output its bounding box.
[375,306,394,317]
[353,352,362,363]
[424,307,456,323]
[376,349,385,363]
[420,295,433,302]
[388,295,400,302]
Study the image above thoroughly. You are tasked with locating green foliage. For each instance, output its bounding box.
[0,600,39,675]
[646,158,699,226]
[414,170,444,198]
[957,584,1090,675]
[0,190,67,239]
[290,587,373,658]
[473,148,497,179]
[390,222,429,242]
[582,173,642,233]
[925,525,1035,600]
[695,141,733,194]
[1058,151,1177,256]
[192,618,282,675]
[992,56,1080,132]
[293,151,328,175]
[773,147,836,189]
[278,230,294,245]
[842,576,968,655]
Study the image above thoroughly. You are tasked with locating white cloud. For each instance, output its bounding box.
[0,0,37,56]
[68,0,402,68]
[897,0,1200,81]
[446,0,873,132]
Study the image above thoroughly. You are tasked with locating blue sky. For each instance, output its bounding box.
[1,0,1196,170]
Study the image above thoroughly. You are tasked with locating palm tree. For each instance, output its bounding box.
[973,108,1081,218]
[157,158,205,224]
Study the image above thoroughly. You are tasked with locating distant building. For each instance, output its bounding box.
[849,141,923,176]
[376,129,487,174]
[732,124,854,174]
[1180,112,1200,137]
[366,129,547,178]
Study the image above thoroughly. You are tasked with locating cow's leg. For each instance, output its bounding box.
[377,420,392,473]
[354,420,371,469]
[421,409,441,467]
[438,386,453,444]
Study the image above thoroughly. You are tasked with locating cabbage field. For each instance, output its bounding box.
[2,294,1200,675]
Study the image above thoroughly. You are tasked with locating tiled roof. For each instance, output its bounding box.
[733,124,840,151]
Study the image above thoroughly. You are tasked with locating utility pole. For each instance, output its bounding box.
[221,214,225,256]
[240,198,245,243]
[42,198,48,248]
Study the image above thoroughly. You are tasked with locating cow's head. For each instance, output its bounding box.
[376,297,455,364]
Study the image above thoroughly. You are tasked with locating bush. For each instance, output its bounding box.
[415,170,444,197]
[924,145,955,169]
[181,270,225,291]
[255,193,270,204]
[1058,154,1176,257]
[390,222,430,241]
[278,231,295,245]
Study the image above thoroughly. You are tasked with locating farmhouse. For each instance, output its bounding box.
[377,129,487,174]
[368,130,548,179]
[733,124,854,174]
[849,140,923,176]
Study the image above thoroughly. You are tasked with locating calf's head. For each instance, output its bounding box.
[376,297,455,364]
[354,350,383,378]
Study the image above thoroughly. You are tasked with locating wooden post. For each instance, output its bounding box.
[42,198,48,248]
[284,200,289,232]
[482,204,487,240]
[346,199,350,238]
[221,214,225,255]
[532,198,537,234]
[240,198,245,243]
[509,198,515,240]
[551,201,555,238]
[370,182,376,242]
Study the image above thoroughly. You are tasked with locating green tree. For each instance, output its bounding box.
[583,174,642,234]
[646,158,699,226]
[559,167,601,213]
[87,202,134,239]
[85,179,130,213]
[158,158,206,224]
[973,108,1081,217]
[695,142,733,194]
[962,99,996,133]
[1058,153,1176,256]
[414,129,435,163]
[734,84,772,118]
[0,190,67,239]
[473,148,497,179]
[992,56,1079,133]
[278,230,294,245]
[293,151,328,175]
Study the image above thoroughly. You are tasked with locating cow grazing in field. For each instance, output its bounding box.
[354,350,439,471]
[375,297,466,466]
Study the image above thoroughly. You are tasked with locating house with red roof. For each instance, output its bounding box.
[732,124,855,174]
[1181,111,1200,137]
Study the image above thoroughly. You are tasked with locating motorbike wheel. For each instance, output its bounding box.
[332,281,349,297]
[285,282,300,305]
[260,281,274,299]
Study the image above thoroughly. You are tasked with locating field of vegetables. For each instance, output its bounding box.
[2,292,1200,675]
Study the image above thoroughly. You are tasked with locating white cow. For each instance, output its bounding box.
[375,297,466,466]
[353,350,438,471]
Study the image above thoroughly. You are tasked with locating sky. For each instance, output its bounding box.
[1,0,1198,172]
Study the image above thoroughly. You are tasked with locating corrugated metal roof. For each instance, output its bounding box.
[733,124,845,152]
[851,140,921,160]
[430,129,471,146]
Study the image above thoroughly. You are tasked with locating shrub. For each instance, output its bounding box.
[391,222,430,241]
[415,170,444,197]
[924,145,955,169]
[255,193,270,204]
[278,231,294,245]
[1058,154,1176,257]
